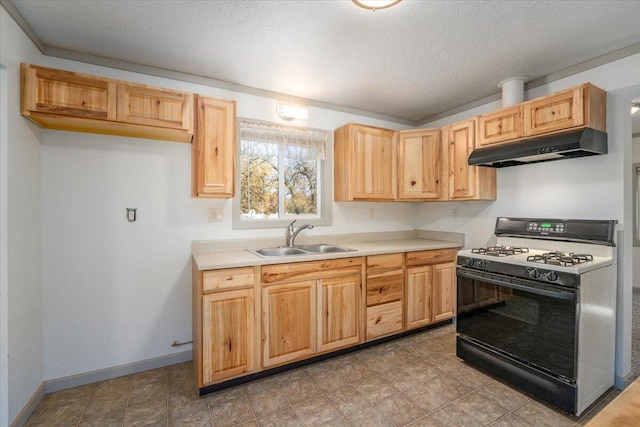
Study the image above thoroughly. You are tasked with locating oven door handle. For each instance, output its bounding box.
[456,269,576,301]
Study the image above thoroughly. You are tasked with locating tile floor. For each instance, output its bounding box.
[25,324,619,427]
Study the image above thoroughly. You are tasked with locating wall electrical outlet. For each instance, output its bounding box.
[452,208,459,220]
[126,208,137,222]
[209,208,224,222]
[369,208,375,219]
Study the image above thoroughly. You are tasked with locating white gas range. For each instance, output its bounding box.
[456,217,617,416]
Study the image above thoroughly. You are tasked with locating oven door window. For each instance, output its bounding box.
[457,274,577,380]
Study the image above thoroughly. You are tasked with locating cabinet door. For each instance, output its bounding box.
[353,125,397,200]
[317,274,362,353]
[405,266,432,330]
[202,289,254,384]
[523,86,584,136]
[432,262,456,322]
[21,63,116,120]
[448,119,477,200]
[478,105,523,146]
[262,281,316,367]
[117,82,193,131]
[192,96,236,198]
[398,129,444,200]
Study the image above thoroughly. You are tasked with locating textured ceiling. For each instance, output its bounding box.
[9,0,640,124]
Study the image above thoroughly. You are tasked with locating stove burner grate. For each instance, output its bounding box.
[471,245,529,257]
[527,252,594,267]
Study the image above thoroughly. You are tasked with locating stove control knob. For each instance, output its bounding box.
[546,271,558,282]
[528,268,541,279]
[478,260,488,269]
[466,259,475,267]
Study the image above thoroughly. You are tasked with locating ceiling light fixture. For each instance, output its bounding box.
[632,103,640,114]
[352,0,402,11]
[277,103,308,121]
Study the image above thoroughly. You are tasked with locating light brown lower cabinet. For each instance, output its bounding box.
[262,280,317,367]
[194,249,458,390]
[202,289,255,384]
[405,249,458,331]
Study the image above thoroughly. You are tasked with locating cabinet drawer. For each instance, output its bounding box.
[366,274,403,306]
[366,253,403,271]
[366,301,403,340]
[261,257,363,284]
[406,248,458,267]
[203,267,255,293]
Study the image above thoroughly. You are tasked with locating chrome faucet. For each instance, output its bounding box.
[286,220,314,247]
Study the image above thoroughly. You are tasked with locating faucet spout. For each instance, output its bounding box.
[285,220,314,246]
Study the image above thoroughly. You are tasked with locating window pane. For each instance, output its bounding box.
[284,145,318,215]
[240,140,279,219]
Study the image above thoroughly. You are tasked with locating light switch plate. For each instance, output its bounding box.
[209,208,223,222]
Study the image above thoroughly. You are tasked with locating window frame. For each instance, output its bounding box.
[634,162,640,247]
[232,118,333,230]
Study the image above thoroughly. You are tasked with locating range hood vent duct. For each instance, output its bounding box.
[468,128,607,168]
[497,77,527,107]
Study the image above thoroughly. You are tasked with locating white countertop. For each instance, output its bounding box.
[192,238,462,270]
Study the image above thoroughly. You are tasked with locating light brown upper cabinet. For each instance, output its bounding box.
[192,96,237,198]
[334,123,397,201]
[397,128,446,200]
[477,105,523,146]
[447,119,497,200]
[523,83,606,137]
[117,82,193,132]
[21,63,193,142]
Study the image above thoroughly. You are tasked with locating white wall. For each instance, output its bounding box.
[633,135,640,289]
[38,58,417,381]
[417,52,640,385]
[0,6,44,426]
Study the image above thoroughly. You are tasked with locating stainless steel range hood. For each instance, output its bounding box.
[468,128,607,168]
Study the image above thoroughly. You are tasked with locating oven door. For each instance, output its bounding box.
[456,266,578,380]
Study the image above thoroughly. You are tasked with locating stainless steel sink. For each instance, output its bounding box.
[248,244,356,258]
[295,244,356,254]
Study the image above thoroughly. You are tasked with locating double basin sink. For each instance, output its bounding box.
[248,244,356,258]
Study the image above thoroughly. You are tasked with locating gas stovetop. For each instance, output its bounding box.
[457,217,617,286]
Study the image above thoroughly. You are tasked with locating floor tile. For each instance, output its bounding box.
[78,409,125,427]
[128,378,167,407]
[318,417,350,427]
[325,385,371,416]
[444,362,494,390]
[475,381,530,412]
[168,409,212,427]
[132,367,168,385]
[207,385,246,406]
[168,392,209,421]
[123,397,167,427]
[334,361,376,384]
[32,401,86,427]
[345,406,393,427]
[351,376,398,403]
[374,393,426,426]
[93,375,133,400]
[429,403,485,427]
[45,383,95,408]
[403,374,473,413]
[278,376,322,404]
[256,407,302,427]
[83,395,128,420]
[309,370,350,393]
[247,387,289,418]
[292,396,340,427]
[511,399,576,427]
[244,377,279,396]
[209,394,254,427]
[405,416,442,427]
[450,389,512,425]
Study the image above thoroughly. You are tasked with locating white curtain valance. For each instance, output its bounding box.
[239,120,328,160]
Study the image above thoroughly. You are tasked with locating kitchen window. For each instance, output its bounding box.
[232,119,332,229]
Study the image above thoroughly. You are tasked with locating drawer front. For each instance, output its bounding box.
[261,257,363,284]
[203,267,255,293]
[366,301,403,340]
[366,274,403,306]
[366,253,403,271]
[406,248,458,267]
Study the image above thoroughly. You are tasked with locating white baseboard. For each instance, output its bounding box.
[44,350,192,393]
[10,382,44,427]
